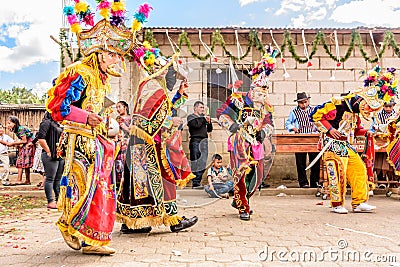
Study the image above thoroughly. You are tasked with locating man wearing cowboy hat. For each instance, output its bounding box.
[285,92,320,188]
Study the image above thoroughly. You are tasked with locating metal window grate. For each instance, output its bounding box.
[203,62,252,118]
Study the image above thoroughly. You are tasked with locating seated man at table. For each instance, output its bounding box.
[285,92,320,188]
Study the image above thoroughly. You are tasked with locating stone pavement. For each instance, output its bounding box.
[0,192,400,267]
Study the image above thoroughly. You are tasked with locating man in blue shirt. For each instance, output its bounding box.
[285,92,320,188]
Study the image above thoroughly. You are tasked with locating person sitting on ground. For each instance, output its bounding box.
[204,154,233,199]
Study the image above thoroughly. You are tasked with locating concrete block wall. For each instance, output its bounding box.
[112,28,400,180]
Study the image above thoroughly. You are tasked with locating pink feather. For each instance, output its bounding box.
[138,3,153,18]
[67,15,79,25]
[112,10,125,17]
[98,0,111,9]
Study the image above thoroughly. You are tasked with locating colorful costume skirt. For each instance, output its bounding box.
[116,132,194,229]
[56,127,116,247]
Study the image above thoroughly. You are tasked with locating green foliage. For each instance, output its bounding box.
[0,87,45,104]
[141,29,400,64]
[59,29,82,68]
[58,28,400,65]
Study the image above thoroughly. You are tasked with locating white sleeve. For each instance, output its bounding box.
[5,135,14,143]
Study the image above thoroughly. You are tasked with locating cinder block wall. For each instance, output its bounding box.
[113,28,400,182]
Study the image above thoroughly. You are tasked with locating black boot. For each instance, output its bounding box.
[120,224,152,234]
[170,216,198,232]
[239,212,250,221]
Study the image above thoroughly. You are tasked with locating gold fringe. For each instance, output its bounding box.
[67,226,110,247]
[159,145,176,181]
[163,214,182,226]
[116,213,164,230]
[66,165,94,225]
[116,212,182,229]
[56,220,68,233]
[57,186,66,211]
[130,125,155,144]
[114,143,121,159]
[323,151,347,205]
[57,219,107,247]
[176,173,196,189]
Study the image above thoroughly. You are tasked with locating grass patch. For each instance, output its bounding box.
[0,194,46,216]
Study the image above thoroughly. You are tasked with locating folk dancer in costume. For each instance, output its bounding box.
[46,1,149,255]
[310,66,398,214]
[116,42,198,233]
[216,47,276,221]
[370,98,398,184]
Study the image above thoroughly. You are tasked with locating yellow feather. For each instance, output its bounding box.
[131,20,141,32]
[99,8,110,19]
[111,1,125,11]
[383,93,391,103]
[74,2,88,13]
[143,41,151,49]
[71,23,82,34]
[392,78,398,87]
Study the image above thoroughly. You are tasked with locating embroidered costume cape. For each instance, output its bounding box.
[116,66,194,229]
[217,91,273,214]
[46,53,116,246]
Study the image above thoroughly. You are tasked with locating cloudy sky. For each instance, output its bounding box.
[1,0,400,96]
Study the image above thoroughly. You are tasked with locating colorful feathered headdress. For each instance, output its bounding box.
[63,1,152,57]
[130,41,180,78]
[356,65,398,110]
[250,45,278,88]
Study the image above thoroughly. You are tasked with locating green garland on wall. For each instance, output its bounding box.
[143,29,400,64]
[58,28,400,66]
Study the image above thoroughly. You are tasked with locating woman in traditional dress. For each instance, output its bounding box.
[0,116,35,185]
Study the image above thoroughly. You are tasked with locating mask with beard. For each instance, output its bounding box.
[98,51,125,77]
[250,87,268,109]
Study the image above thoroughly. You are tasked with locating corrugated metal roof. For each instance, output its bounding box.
[0,104,46,111]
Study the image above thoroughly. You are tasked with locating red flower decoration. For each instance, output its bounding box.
[307,61,312,67]
[336,62,341,67]
[213,57,218,62]
[281,58,286,63]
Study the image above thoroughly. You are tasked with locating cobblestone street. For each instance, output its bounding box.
[0,191,400,267]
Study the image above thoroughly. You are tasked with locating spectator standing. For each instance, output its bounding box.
[285,92,320,188]
[0,124,14,186]
[36,112,64,209]
[115,100,131,186]
[0,116,35,185]
[187,101,213,188]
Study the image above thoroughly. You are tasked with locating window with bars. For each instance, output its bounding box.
[203,62,252,118]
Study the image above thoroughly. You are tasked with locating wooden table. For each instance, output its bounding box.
[273,133,386,153]
[272,133,388,198]
[273,133,320,153]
